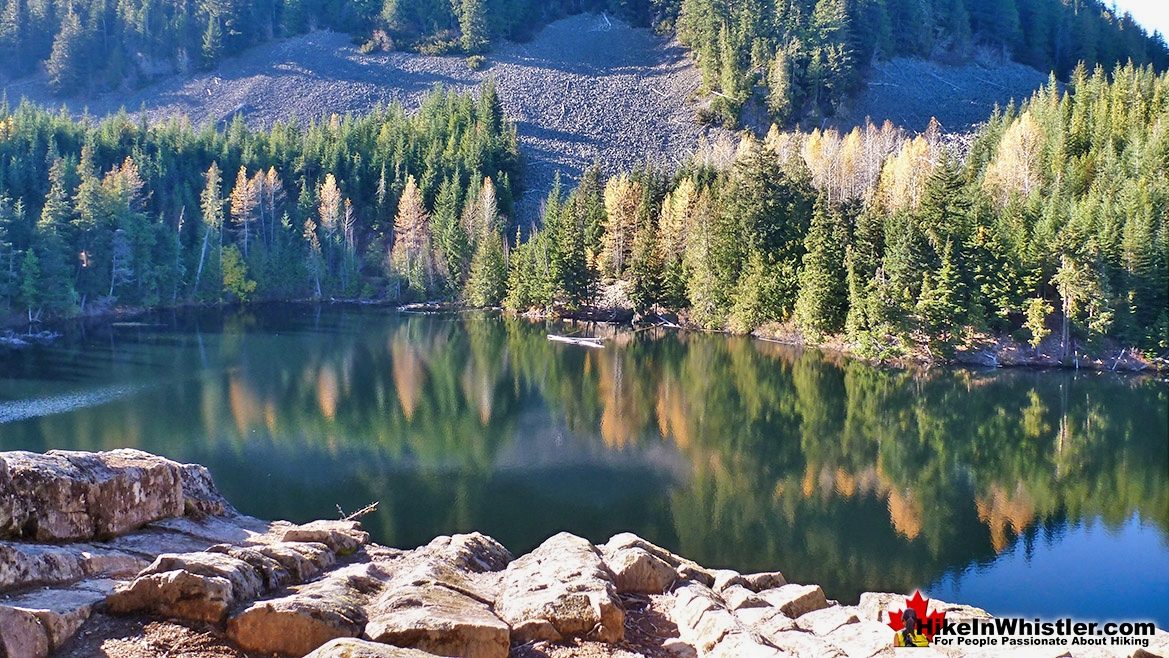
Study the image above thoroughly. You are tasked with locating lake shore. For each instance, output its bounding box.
[6,298,1163,375]
[2,448,1166,658]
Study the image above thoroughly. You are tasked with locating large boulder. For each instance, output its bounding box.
[279,520,371,555]
[364,581,510,658]
[0,450,183,542]
[496,532,625,644]
[227,561,388,656]
[106,551,266,623]
[0,449,238,543]
[306,638,444,657]
[0,605,50,658]
[759,585,830,619]
[363,533,511,658]
[602,532,716,586]
[602,545,677,595]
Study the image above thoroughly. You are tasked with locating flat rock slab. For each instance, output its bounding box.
[1,580,115,652]
[496,532,625,644]
[279,520,371,555]
[759,585,830,619]
[0,603,51,658]
[306,638,444,657]
[365,581,509,658]
[794,606,860,636]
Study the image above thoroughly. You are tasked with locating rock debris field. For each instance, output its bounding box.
[3,14,718,222]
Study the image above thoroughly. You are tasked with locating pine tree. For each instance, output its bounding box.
[628,216,660,312]
[459,0,487,54]
[46,8,86,93]
[794,197,847,337]
[431,175,469,292]
[202,14,222,68]
[466,231,506,307]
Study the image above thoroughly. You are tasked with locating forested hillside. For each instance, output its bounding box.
[0,85,519,311]
[1,65,1164,359]
[505,63,1168,357]
[1,0,1165,128]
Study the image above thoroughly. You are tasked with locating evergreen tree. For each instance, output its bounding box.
[794,197,847,337]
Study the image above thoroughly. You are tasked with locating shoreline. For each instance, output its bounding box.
[2,448,1166,658]
[3,298,1164,375]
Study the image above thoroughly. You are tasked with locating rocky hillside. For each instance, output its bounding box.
[2,14,715,223]
[2,448,1168,658]
[0,13,1049,223]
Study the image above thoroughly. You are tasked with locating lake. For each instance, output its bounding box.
[1,304,1166,625]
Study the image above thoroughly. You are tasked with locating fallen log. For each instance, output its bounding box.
[548,335,605,348]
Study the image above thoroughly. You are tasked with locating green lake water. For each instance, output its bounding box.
[1,304,1166,625]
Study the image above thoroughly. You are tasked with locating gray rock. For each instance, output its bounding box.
[603,532,715,586]
[737,607,797,636]
[759,584,830,618]
[496,532,625,644]
[0,604,50,658]
[824,620,896,658]
[280,520,371,555]
[741,572,787,592]
[603,545,677,594]
[721,585,770,611]
[178,462,236,516]
[707,632,791,658]
[0,450,184,542]
[794,606,860,636]
[364,581,509,658]
[669,581,756,654]
[0,543,87,592]
[1,581,114,651]
[227,561,387,656]
[711,569,747,593]
[763,630,847,658]
[305,638,445,657]
[106,551,265,623]
[255,541,336,582]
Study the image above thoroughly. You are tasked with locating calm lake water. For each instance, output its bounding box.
[1,304,1166,625]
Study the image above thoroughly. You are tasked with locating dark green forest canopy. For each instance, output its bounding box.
[507,62,1169,355]
[0,84,519,308]
[0,0,1166,124]
[0,65,1165,358]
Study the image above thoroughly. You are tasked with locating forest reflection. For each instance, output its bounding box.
[0,305,1165,606]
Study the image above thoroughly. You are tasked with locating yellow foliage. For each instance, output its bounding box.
[601,175,643,277]
[983,111,1045,205]
[876,136,937,211]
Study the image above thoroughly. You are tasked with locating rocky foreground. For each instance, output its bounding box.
[0,450,1164,658]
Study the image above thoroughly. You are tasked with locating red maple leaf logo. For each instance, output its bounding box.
[886,591,947,642]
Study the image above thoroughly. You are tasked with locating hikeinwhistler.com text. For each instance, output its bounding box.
[929,617,1157,649]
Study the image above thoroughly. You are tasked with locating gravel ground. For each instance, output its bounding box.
[832,55,1048,133]
[3,14,717,222]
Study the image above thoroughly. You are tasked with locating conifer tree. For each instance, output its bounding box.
[794,197,847,337]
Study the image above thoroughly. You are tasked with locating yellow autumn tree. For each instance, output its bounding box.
[983,111,1045,205]
[875,136,938,211]
[601,174,643,277]
[390,175,437,296]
